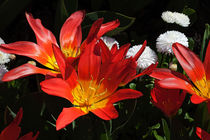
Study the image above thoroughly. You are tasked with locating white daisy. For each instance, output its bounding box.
[156,31,188,54]
[161,11,175,23]
[0,37,11,64]
[100,36,119,50]
[161,11,190,27]
[126,45,158,70]
[0,65,8,83]
[173,12,190,27]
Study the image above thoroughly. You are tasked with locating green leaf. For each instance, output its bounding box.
[153,130,165,140]
[82,11,135,37]
[162,118,170,140]
[182,7,197,24]
[200,24,210,61]
[151,123,161,130]
[184,112,194,122]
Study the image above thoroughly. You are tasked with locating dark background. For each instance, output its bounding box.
[0,0,209,139]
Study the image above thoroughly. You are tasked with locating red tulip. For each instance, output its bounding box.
[0,108,39,140]
[151,80,186,117]
[0,11,120,81]
[40,39,144,130]
[150,41,210,107]
[196,127,210,140]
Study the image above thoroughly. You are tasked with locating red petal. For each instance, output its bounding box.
[110,44,118,54]
[151,81,186,117]
[133,62,158,79]
[133,40,146,61]
[0,42,51,67]
[99,39,112,63]
[109,89,143,103]
[150,68,189,81]
[40,78,75,103]
[19,131,39,140]
[0,108,23,140]
[2,63,53,82]
[112,43,130,62]
[190,94,206,104]
[60,11,85,53]
[56,107,86,130]
[204,41,210,80]
[26,13,57,56]
[91,104,118,120]
[158,78,196,95]
[196,127,210,140]
[97,19,120,38]
[172,43,206,82]
[78,40,101,80]
[52,44,74,80]
[86,18,103,44]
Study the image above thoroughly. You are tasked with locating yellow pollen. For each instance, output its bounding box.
[61,46,80,58]
[71,78,109,113]
[192,76,210,99]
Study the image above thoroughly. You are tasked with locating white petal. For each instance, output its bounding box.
[156,31,188,54]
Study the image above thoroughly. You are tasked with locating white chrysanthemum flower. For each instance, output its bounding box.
[100,36,119,50]
[0,65,8,83]
[161,11,175,23]
[161,11,190,27]
[173,12,190,27]
[0,37,11,64]
[156,31,188,54]
[126,45,158,70]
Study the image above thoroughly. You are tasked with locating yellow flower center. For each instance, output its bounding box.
[45,55,60,72]
[61,46,80,58]
[71,78,109,113]
[192,76,210,99]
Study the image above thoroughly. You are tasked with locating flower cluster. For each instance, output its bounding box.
[0,11,157,131]
[0,9,208,139]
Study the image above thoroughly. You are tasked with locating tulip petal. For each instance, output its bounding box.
[109,89,143,104]
[0,108,23,140]
[78,20,102,80]
[40,78,75,103]
[26,13,57,56]
[19,131,39,140]
[99,39,112,63]
[52,44,75,80]
[172,43,206,82]
[112,43,130,62]
[56,107,86,130]
[0,41,58,70]
[196,127,210,140]
[190,94,206,104]
[133,40,146,61]
[80,18,103,51]
[204,41,210,80]
[2,63,53,82]
[150,68,189,81]
[97,19,120,38]
[158,78,196,95]
[60,11,85,57]
[134,62,158,79]
[91,104,118,120]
